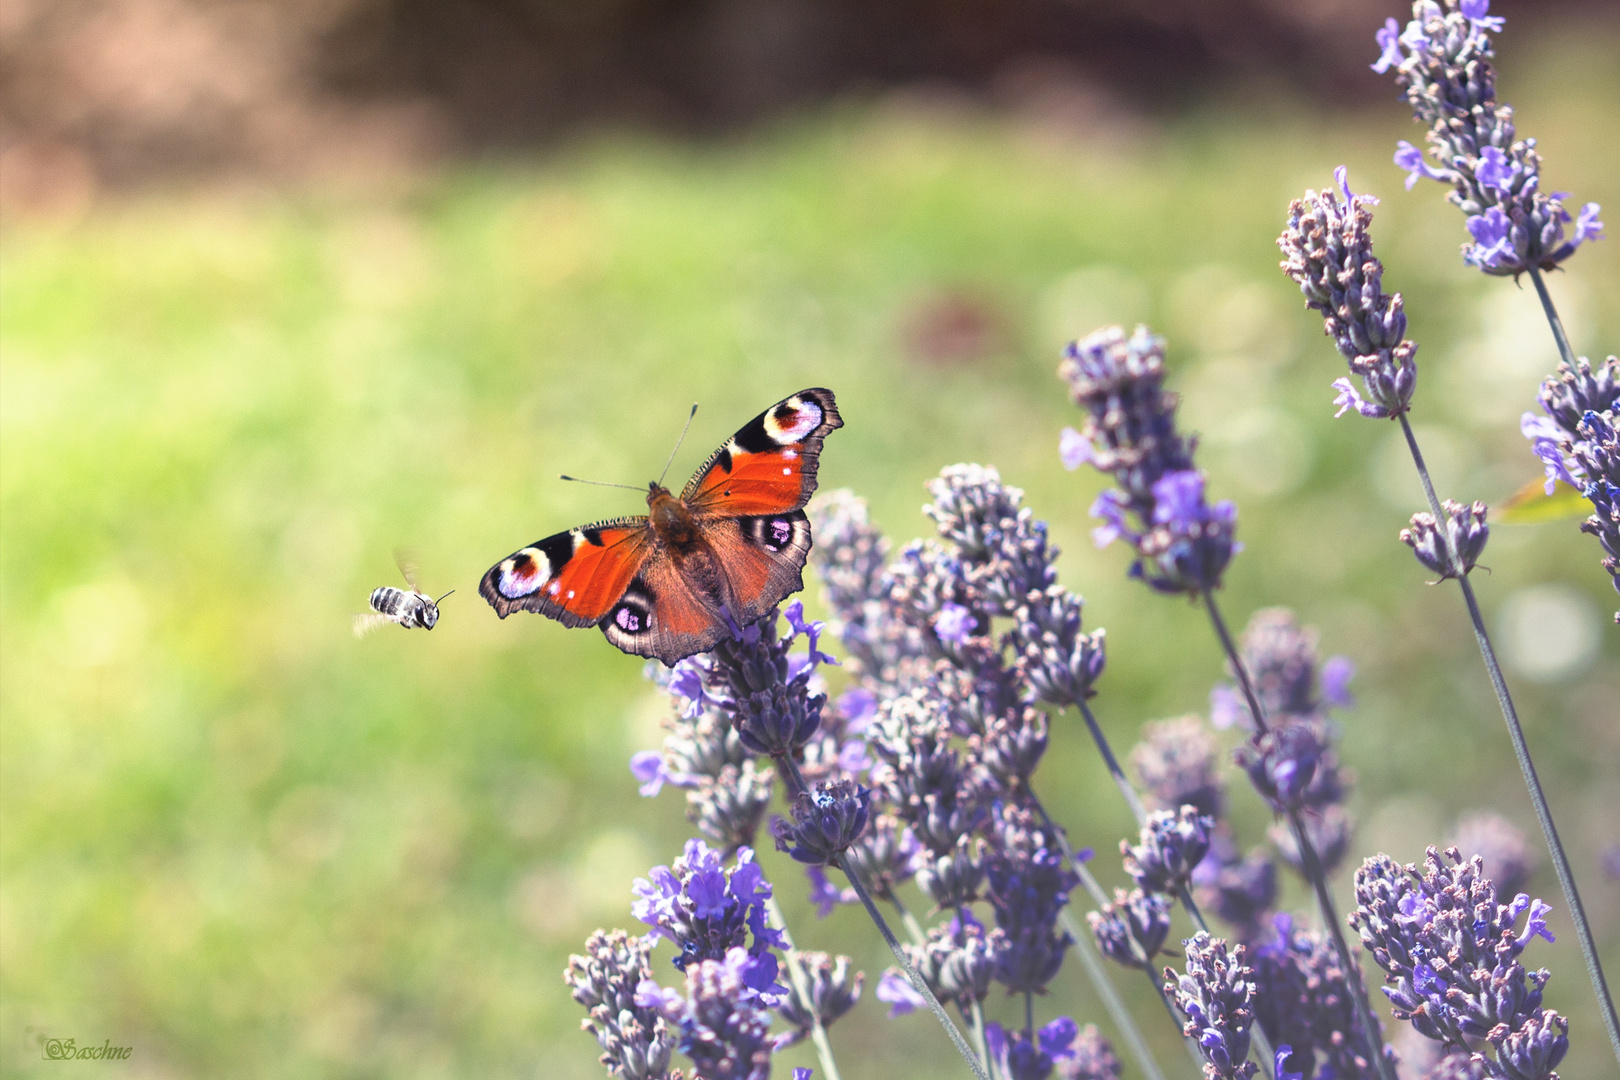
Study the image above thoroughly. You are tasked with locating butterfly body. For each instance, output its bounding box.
[480,388,842,665]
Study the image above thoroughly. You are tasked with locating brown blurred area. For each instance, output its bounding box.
[0,0,1607,210]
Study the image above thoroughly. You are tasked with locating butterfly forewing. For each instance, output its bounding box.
[682,388,842,516]
[479,518,652,626]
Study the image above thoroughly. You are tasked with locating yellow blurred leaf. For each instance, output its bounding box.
[1495,478,1589,523]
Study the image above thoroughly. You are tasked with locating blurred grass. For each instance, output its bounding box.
[4,21,1620,1079]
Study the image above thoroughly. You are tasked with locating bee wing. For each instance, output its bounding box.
[393,547,422,591]
[353,612,392,638]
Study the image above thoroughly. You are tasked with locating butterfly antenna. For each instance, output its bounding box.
[657,403,700,488]
[558,475,645,491]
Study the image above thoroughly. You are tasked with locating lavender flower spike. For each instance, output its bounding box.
[1523,356,1620,617]
[1165,932,1259,1080]
[1351,846,1569,1078]
[565,929,678,1080]
[1279,167,1417,420]
[1400,499,1489,580]
[1374,0,1602,276]
[1061,325,1238,595]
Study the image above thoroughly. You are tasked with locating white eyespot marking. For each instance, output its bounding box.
[548,581,561,595]
[782,467,791,475]
[616,607,644,632]
[567,590,576,599]
[770,519,793,545]
[501,548,551,598]
[763,400,822,444]
[783,449,798,460]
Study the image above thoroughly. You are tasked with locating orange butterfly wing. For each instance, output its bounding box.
[682,388,842,516]
[479,518,652,625]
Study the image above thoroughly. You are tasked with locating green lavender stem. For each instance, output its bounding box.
[1074,858,1206,1075]
[765,896,843,1080]
[1396,410,1620,1065]
[837,853,989,1080]
[1056,706,1279,1077]
[777,753,986,1077]
[1024,793,1173,1080]
[1203,591,1397,1080]
[1526,266,1577,368]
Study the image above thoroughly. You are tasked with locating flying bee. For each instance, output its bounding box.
[354,553,455,637]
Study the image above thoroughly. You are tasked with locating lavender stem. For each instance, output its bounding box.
[836,852,988,1080]
[765,896,843,1080]
[1075,859,1206,1075]
[1202,590,1396,1080]
[1395,412,1620,1062]
[1076,700,1149,822]
[1526,265,1577,369]
[1024,792,1171,1080]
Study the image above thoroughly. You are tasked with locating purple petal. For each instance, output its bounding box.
[876,970,924,1017]
[1574,202,1605,246]
[1371,18,1403,73]
[1040,1016,1080,1056]
[630,750,668,796]
[1060,425,1092,470]
[1321,655,1356,708]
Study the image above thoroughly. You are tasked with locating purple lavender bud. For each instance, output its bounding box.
[1487,1008,1569,1080]
[986,1017,1087,1080]
[1061,324,1195,499]
[903,908,1002,1011]
[772,780,871,866]
[1251,913,1392,1080]
[669,947,777,1079]
[1060,425,1091,470]
[773,951,864,1047]
[1448,811,1537,898]
[1234,723,1324,813]
[933,601,977,643]
[985,804,1078,993]
[924,463,1061,613]
[1165,932,1259,1080]
[689,762,776,854]
[1133,716,1226,820]
[1012,585,1108,708]
[1374,0,1603,276]
[1400,499,1489,580]
[1136,471,1239,595]
[565,929,679,1080]
[808,490,928,683]
[971,707,1050,796]
[839,812,917,904]
[1351,847,1562,1058]
[1230,608,1327,721]
[1054,1024,1123,1080]
[1193,829,1278,942]
[632,840,785,983]
[1269,805,1354,877]
[1123,806,1215,896]
[914,836,986,910]
[1089,887,1173,970]
[1279,167,1419,419]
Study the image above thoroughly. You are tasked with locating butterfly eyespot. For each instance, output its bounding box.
[615,606,648,632]
[769,519,792,545]
[763,400,822,444]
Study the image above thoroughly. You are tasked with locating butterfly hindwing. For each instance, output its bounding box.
[479,518,651,626]
[600,552,734,664]
[682,388,843,517]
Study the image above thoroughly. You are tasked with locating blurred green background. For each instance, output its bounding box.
[4,13,1620,1080]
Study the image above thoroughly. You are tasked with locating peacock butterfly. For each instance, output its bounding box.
[479,388,843,664]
